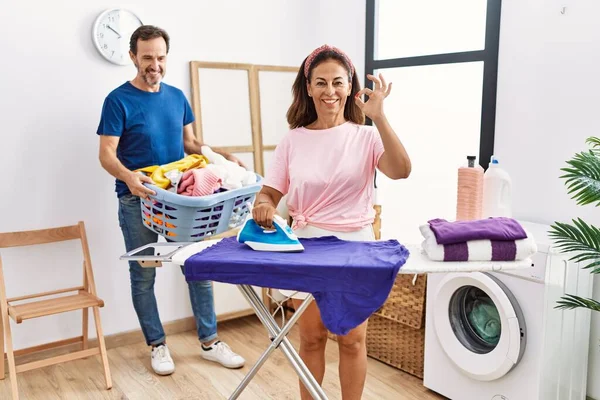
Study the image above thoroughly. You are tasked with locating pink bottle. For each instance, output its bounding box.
[456,155,484,221]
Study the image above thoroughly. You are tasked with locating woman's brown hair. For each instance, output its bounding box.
[286,49,364,128]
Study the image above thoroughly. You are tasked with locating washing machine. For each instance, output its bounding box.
[423,221,593,400]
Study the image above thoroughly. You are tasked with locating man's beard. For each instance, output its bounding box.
[137,64,164,86]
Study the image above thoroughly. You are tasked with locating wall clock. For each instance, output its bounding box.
[92,9,143,65]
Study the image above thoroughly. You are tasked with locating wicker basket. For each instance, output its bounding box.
[375,273,427,329]
[366,313,426,378]
[366,273,427,378]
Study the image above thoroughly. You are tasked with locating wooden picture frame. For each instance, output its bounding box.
[254,65,298,176]
[189,61,298,175]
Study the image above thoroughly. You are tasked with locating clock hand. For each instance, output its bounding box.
[107,25,122,39]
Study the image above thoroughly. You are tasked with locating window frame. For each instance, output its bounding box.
[364,0,502,170]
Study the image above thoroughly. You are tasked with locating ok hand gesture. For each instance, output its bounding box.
[354,73,392,121]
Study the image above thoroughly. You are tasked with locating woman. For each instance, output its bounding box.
[252,44,411,400]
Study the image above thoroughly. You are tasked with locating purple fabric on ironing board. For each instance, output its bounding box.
[428,217,527,245]
[184,236,409,335]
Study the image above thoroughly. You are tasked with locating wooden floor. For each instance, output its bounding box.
[0,315,446,399]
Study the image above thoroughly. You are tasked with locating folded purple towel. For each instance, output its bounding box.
[427,217,527,245]
[443,241,518,261]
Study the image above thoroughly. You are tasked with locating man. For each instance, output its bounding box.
[97,25,245,376]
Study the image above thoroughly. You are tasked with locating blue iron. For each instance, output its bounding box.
[237,214,304,252]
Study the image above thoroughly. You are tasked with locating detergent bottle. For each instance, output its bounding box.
[482,155,512,218]
[456,155,484,221]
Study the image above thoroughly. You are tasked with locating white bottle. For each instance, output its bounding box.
[482,156,512,218]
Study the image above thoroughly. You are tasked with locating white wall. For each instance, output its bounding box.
[10,0,598,396]
[495,0,600,397]
[0,0,365,350]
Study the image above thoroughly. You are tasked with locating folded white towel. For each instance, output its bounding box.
[419,224,537,261]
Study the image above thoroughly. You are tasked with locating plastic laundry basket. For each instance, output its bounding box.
[140,174,262,242]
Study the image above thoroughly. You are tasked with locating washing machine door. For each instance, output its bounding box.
[433,272,526,381]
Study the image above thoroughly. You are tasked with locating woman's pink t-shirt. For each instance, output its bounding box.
[264,122,385,232]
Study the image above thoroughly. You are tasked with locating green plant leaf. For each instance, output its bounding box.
[548,219,600,272]
[552,137,600,312]
[560,148,600,206]
[586,137,600,154]
[555,294,600,311]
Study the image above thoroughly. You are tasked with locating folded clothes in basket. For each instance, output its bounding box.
[177,168,222,196]
[202,145,257,190]
[184,236,410,335]
[420,223,536,261]
[136,154,209,189]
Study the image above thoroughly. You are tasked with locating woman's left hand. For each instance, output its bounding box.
[354,73,392,121]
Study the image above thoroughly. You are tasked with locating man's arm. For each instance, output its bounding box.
[182,123,245,167]
[99,135,155,198]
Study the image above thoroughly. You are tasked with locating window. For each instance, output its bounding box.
[366,0,501,242]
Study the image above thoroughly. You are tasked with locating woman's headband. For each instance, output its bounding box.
[303,44,355,79]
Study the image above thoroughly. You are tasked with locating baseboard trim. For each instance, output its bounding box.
[4,310,256,366]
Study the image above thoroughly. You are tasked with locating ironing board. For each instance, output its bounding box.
[121,240,532,400]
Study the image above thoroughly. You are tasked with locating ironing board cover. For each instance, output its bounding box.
[184,236,410,335]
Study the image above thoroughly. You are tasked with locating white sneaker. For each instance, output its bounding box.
[151,344,175,375]
[201,341,245,369]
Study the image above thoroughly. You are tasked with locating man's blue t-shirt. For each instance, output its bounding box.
[97,81,195,197]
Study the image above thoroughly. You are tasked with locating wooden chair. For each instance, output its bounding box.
[0,221,111,399]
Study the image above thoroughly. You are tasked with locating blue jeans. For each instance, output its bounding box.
[118,194,218,346]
